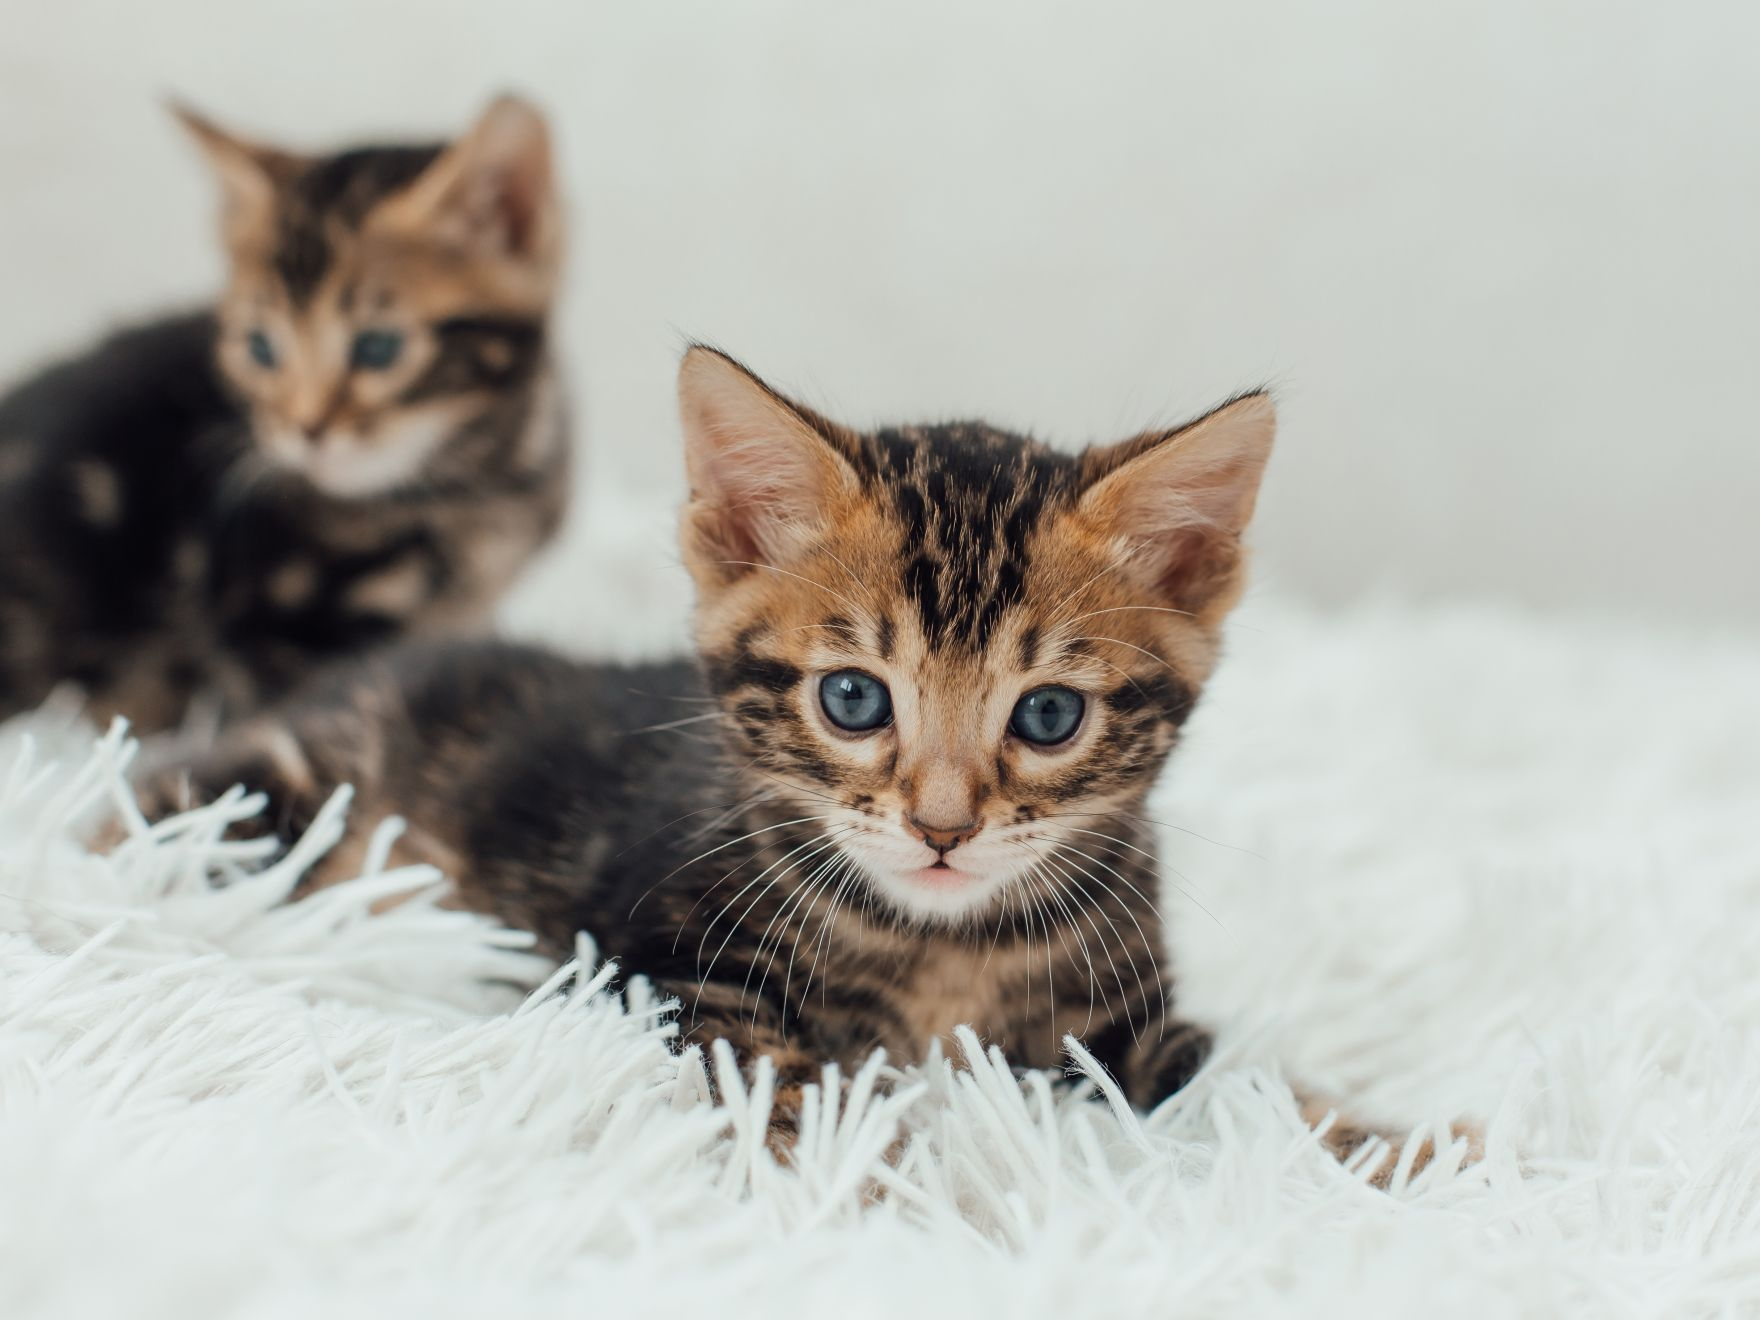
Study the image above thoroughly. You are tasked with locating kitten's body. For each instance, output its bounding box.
[0,99,567,730]
[146,637,1201,1105]
[139,348,1463,1174]
[140,356,1262,1121]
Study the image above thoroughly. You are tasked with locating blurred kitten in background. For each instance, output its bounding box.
[0,95,570,733]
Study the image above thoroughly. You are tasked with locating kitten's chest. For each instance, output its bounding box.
[221,513,441,621]
[214,492,539,640]
[877,941,1065,1069]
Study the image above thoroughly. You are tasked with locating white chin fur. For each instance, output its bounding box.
[264,421,449,499]
[863,868,1013,924]
[838,833,1021,926]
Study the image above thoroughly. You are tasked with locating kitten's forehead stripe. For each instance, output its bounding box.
[841,422,1085,651]
[291,144,443,226]
[270,144,444,306]
[271,219,332,307]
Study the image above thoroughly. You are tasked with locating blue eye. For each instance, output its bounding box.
[819,670,892,732]
[246,329,276,369]
[349,329,404,371]
[1009,686,1085,746]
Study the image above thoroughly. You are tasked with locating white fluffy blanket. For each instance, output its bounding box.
[3,599,1757,1318]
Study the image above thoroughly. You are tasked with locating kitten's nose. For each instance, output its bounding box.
[289,390,344,442]
[907,814,981,854]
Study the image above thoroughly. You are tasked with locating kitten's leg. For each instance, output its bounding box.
[1081,1009,1215,1110]
[131,717,326,839]
[652,977,849,1155]
[1083,967,1479,1188]
[1290,1089,1485,1189]
[122,706,399,896]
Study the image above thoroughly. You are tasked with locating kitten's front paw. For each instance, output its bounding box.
[94,724,306,857]
[90,767,201,853]
[1298,1093,1485,1189]
[95,765,276,857]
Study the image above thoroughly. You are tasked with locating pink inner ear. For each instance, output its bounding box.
[1139,522,1243,614]
[1086,396,1275,613]
[470,165,541,255]
[701,435,828,567]
[712,485,792,568]
[678,348,863,581]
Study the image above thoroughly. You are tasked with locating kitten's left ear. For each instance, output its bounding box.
[676,345,860,589]
[370,94,560,269]
[1077,392,1277,618]
[171,102,291,250]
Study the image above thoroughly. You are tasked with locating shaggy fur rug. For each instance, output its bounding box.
[2,598,1757,1318]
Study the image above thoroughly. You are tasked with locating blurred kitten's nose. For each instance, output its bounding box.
[907,814,981,854]
[288,387,343,442]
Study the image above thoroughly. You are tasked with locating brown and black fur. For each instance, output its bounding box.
[135,347,1465,1180]
[0,97,568,732]
[137,637,1210,1110]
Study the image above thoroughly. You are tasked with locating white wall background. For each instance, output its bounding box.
[2,0,1755,630]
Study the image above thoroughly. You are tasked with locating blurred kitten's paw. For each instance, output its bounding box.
[89,767,201,853]
[1298,1091,1485,1189]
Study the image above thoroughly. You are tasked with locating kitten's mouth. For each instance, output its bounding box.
[909,862,977,889]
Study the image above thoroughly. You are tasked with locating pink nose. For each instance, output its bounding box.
[908,815,981,854]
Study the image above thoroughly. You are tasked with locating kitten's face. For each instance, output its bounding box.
[179,98,560,498]
[678,349,1275,927]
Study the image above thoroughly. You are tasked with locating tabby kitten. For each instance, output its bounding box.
[136,347,1436,1176]
[0,96,568,732]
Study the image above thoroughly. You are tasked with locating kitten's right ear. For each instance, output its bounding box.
[170,102,287,248]
[677,347,858,587]
[1076,391,1277,619]
[369,94,560,269]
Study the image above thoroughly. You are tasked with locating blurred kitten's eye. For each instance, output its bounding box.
[246,330,276,369]
[349,330,404,371]
[819,670,892,732]
[1009,686,1085,746]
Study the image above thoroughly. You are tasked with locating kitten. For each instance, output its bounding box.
[0,96,568,732]
[133,347,1454,1180]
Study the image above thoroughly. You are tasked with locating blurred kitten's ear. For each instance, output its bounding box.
[170,101,287,248]
[1077,392,1276,618]
[676,346,859,587]
[371,95,559,269]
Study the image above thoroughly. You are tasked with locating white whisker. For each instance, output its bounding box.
[639,812,835,927]
[1022,858,1099,1037]
[1040,840,1169,1028]
[694,826,852,984]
